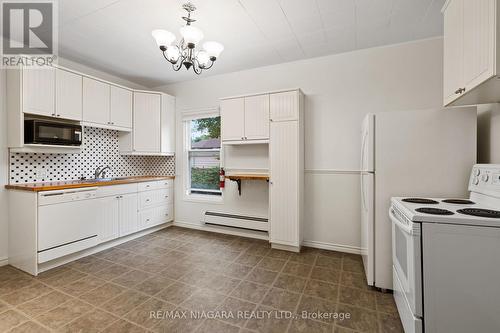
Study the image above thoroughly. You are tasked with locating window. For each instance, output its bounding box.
[186,115,221,196]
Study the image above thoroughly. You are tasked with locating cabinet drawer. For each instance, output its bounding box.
[139,188,173,209]
[138,179,173,192]
[96,183,138,198]
[139,204,173,229]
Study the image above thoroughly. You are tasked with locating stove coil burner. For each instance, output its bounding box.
[457,208,500,218]
[415,208,454,215]
[402,198,439,204]
[442,199,476,205]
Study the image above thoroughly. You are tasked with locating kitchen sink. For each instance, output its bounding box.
[84,177,132,182]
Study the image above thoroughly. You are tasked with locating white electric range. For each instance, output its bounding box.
[390,164,500,333]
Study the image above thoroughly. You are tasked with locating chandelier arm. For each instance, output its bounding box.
[192,58,203,75]
[202,60,215,70]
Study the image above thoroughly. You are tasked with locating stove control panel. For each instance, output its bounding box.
[470,165,500,198]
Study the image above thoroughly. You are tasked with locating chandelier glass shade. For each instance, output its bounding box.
[152,2,224,74]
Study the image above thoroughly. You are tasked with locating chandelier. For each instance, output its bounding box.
[152,2,224,75]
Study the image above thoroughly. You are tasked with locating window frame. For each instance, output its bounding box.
[182,109,223,202]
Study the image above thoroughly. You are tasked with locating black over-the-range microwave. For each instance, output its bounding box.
[24,119,82,146]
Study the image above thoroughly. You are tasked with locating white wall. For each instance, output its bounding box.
[477,104,500,164]
[0,58,148,265]
[1,68,8,264]
[159,37,444,252]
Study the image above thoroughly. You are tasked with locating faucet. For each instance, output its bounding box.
[95,166,111,179]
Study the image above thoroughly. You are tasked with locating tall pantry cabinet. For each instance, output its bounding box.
[269,90,304,252]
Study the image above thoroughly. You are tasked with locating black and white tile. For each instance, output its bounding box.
[9,127,175,183]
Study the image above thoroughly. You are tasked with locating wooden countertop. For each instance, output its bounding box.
[5,176,175,192]
[226,174,270,181]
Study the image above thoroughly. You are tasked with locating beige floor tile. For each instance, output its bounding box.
[296,295,337,324]
[112,270,153,287]
[101,290,150,316]
[101,319,147,333]
[288,248,319,264]
[316,255,342,270]
[58,275,107,297]
[303,280,339,301]
[158,262,193,280]
[91,263,131,281]
[311,267,341,284]
[375,293,398,315]
[244,305,291,333]
[203,274,241,295]
[245,268,278,286]
[256,257,286,272]
[339,288,377,311]
[59,308,119,332]
[273,274,307,293]
[216,296,257,327]
[8,320,50,333]
[261,288,301,312]
[180,288,226,312]
[282,262,313,278]
[335,303,378,333]
[265,249,292,260]
[125,298,176,328]
[151,307,203,333]
[195,319,240,333]
[288,318,332,333]
[230,281,269,303]
[79,283,126,306]
[0,277,39,296]
[38,269,87,287]
[0,300,9,314]
[1,282,52,306]
[342,257,364,274]
[0,310,28,332]
[378,312,404,333]
[17,291,71,317]
[35,299,93,329]
[157,282,199,305]
[133,275,176,296]
[235,254,263,267]
[340,271,370,290]
[220,263,253,279]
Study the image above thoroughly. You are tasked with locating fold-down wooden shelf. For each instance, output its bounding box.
[226,174,269,195]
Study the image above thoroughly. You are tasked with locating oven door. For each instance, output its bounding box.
[389,207,423,317]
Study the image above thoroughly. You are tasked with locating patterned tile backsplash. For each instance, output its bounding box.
[9,127,175,184]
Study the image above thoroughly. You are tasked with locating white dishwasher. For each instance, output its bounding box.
[38,187,100,263]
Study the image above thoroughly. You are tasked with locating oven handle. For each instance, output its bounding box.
[389,207,415,235]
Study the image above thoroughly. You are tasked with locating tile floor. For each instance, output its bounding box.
[0,227,403,333]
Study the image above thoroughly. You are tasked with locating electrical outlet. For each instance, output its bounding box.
[36,169,47,180]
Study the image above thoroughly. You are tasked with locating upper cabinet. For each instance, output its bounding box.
[22,66,55,117]
[119,92,175,156]
[55,68,82,121]
[110,86,133,129]
[221,94,270,144]
[82,77,133,131]
[443,0,498,106]
[270,91,299,121]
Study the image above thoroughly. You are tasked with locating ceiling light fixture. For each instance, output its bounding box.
[152,2,224,75]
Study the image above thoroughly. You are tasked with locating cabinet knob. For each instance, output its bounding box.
[455,87,466,94]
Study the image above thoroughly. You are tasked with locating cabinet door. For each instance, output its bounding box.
[244,94,269,140]
[119,193,138,237]
[99,196,120,243]
[22,67,55,116]
[270,91,299,122]
[110,86,133,129]
[269,121,299,246]
[161,94,176,154]
[133,92,161,153]
[463,0,495,91]
[55,68,82,121]
[83,77,110,125]
[221,98,245,141]
[443,0,464,105]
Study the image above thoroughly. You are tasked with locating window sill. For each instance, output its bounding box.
[183,193,224,204]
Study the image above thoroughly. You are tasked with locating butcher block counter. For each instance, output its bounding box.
[5,175,175,192]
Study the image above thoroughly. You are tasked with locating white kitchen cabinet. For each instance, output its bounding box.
[221,94,270,144]
[119,193,139,236]
[269,89,304,251]
[83,77,110,126]
[134,92,161,153]
[56,68,82,121]
[221,98,245,141]
[270,91,299,122]
[22,66,55,117]
[119,92,175,156]
[442,0,499,106]
[99,196,120,242]
[244,94,270,140]
[110,86,133,129]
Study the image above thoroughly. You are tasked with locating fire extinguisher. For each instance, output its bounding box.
[219,167,225,190]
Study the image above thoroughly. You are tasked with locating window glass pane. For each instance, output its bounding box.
[190,151,220,191]
[190,116,221,149]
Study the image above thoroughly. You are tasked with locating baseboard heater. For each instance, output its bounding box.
[203,211,268,232]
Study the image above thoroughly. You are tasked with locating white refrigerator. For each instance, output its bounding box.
[360,107,477,290]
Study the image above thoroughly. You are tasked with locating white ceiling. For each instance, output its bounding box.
[57,0,446,87]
